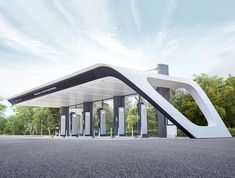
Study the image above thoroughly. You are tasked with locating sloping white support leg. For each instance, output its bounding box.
[113,66,231,138]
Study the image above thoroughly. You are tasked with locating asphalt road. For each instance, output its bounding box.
[0,136,234,178]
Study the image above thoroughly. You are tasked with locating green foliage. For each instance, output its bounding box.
[223,76,235,127]
[0,97,7,134]
[103,102,113,133]
[195,74,235,127]
[0,117,7,134]
[2,106,60,135]
[228,128,235,137]
[172,90,208,126]
[126,107,138,131]
[147,106,157,136]
[172,74,235,128]
[4,115,24,135]
[0,97,7,117]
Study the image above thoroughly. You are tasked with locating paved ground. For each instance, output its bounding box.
[0,136,235,178]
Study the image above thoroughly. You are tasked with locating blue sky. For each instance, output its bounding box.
[1,0,235,102]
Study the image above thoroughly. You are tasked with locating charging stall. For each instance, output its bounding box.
[68,108,83,137]
[69,112,79,136]
[137,102,148,137]
[118,107,125,136]
[140,104,147,137]
[84,112,91,136]
[98,109,106,136]
[79,115,83,136]
[60,115,66,136]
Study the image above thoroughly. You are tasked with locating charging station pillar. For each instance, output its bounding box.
[78,114,83,136]
[98,109,106,136]
[113,96,125,136]
[141,104,148,137]
[83,102,93,136]
[118,107,125,136]
[70,112,79,136]
[60,107,69,137]
[137,102,148,137]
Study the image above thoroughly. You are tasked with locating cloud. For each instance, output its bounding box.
[0,0,149,97]
[0,0,235,102]
[131,0,142,32]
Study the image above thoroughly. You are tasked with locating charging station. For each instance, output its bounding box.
[140,104,147,137]
[118,107,125,136]
[71,113,79,136]
[137,102,148,137]
[79,115,83,136]
[98,109,106,136]
[84,112,91,136]
[60,115,66,136]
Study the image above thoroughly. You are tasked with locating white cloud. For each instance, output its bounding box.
[221,21,235,33]
[131,0,142,32]
[0,0,149,98]
[0,0,235,102]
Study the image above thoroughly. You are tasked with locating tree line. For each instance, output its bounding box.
[0,104,60,135]
[0,74,234,136]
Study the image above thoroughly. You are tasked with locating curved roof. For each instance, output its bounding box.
[7,63,231,138]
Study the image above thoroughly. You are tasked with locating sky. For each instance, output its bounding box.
[1,0,235,114]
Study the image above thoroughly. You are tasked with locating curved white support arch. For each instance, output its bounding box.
[111,65,231,138]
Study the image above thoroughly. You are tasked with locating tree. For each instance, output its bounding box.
[0,97,7,117]
[0,97,7,134]
[147,106,157,130]
[126,107,138,131]
[32,107,47,135]
[0,117,7,134]
[172,74,235,127]
[172,89,208,126]
[4,115,23,135]
[3,106,60,135]
[13,106,35,135]
[103,102,113,134]
[223,76,235,127]
[44,108,60,135]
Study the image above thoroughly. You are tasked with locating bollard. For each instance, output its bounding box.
[132,127,134,137]
[110,127,112,138]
